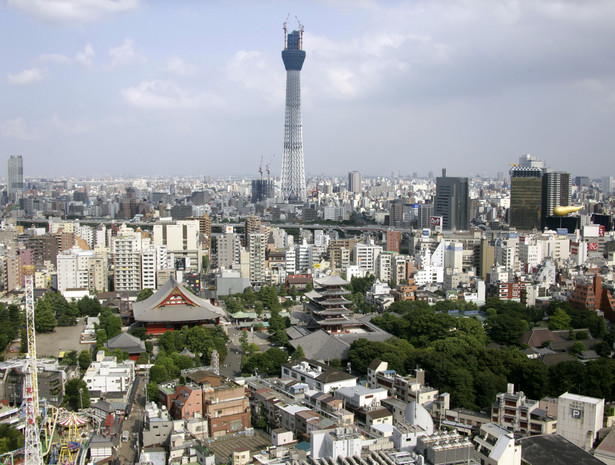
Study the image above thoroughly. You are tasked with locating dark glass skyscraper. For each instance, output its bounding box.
[434,170,470,230]
[280,23,307,203]
[509,166,543,230]
[7,155,23,200]
[542,170,571,230]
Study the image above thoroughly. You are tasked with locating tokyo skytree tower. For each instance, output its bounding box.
[280,19,307,203]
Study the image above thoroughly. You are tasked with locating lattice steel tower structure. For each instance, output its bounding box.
[280,19,307,203]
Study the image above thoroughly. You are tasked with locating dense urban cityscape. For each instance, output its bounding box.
[2,2,615,465]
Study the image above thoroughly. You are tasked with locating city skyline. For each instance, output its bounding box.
[2,1,615,179]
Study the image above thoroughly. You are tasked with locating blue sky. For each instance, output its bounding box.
[2,0,615,179]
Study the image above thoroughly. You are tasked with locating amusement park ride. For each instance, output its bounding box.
[1,267,93,465]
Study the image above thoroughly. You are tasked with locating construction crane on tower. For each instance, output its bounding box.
[266,154,275,182]
[258,155,264,181]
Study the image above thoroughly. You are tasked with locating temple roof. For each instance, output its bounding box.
[133,276,225,323]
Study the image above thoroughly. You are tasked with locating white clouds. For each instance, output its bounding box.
[227,50,283,104]
[1,118,37,139]
[76,44,95,67]
[121,81,225,110]
[38,44,95,68]
[7,0,140,25]
[47,115,92,134]
[108,39,145,68]
[6,67,47,86]
[163,56,197,76]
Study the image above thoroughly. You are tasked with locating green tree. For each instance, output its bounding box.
[35,295,58,333]
[571,341,586,355]
[548,308,572,330]
[242,348,289,376]
[65,378,90,410]
[239,331,249,353]
[137,288,154,302]
[97,308,122,339]
[147,381,159,402]
[150,364,170,383]
[129,327,148,340]
[78,351,91,370]
[0,424,24,454]
[62,351,78,366]
[291,345,305,360]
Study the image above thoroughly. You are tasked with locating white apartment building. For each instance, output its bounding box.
[352,242,382,274]
[113,231,143,292]
[376,252,393,283]
[519,238,541,269]
[393,255,409,284]
[153,220,201,273]
[216,232,242,269]
[75,224,94,249]
[56,248,107,295]
[84,352,135,402]
[295,240,314,273]
[141,246,157,290]
[249,232,266,285]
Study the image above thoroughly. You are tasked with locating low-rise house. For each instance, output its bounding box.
[281,359,357,393]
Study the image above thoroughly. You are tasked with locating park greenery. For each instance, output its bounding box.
[350,298,615,411]
[147,326,229,394]
[0,303,20,356]
[33,293,102,333]
[0,424,24,455]
[65,378,91,410]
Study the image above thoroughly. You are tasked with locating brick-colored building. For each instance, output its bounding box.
[569,274,615,321]
[158,383,203,420]
[203,384,251,438]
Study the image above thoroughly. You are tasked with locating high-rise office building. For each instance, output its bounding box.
[280,22,307,203]
[434,170,470,230]
[509,166,543,230]
[348,171,362,193]
[7,155,23,199]
[542,170,571,229]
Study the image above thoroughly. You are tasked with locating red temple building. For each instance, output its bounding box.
[132,276,225,335]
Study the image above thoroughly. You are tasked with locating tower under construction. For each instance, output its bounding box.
[280,19,307,203]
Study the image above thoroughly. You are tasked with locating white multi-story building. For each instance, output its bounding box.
[56,247,107,295]
[153,220,201,273]
[75,224,94,249]
[519,238,541,269]
[311,427,362,460]
[84,352,135,402]
[113,230,143,292]
[474,423,521,465]
[376,252,393,283]
[216,232,242,269]
[249,232,266,285]
[141,246,157,290]
[558,392,604,451]
[334,385,388,410]
[295,240,313,273]
[353,242,382,274]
